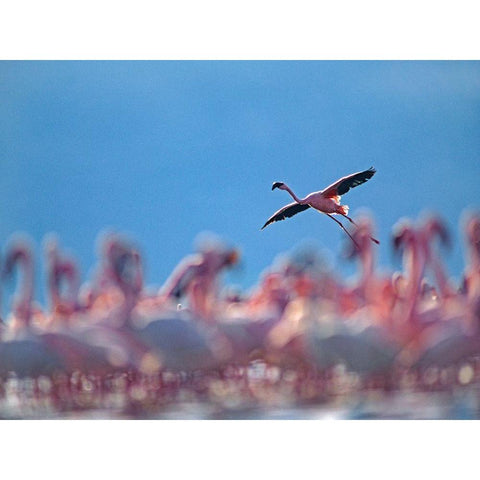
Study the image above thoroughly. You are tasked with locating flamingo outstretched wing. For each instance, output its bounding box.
[261,202,311,230]
[321,167,376,197]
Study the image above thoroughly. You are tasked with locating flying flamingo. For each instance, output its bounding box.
[261,167,380,246]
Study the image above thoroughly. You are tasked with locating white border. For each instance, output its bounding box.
[1,0,479,59]
[1,420,477,479]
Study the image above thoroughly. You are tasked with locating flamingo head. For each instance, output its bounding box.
[2,250,20,278]
[2,241,32,279]
[43,234,59,260]
[392,220,416,254]
[391,272,407,298]
[272,182,286,191]
[102,235,143,294]
[225,248,240,266]
[424,215,451,249]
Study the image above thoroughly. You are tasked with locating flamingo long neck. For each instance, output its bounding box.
[360,245,375,300]
[283,184,304,204]
[111,248,142,324]
[404,234,426,324]
[132,252,143,295]
[58,260,80,312]
[423,229,451,301]
[12,249,34,324]
[468,226,480,272]
[66,262,80,308]
[47,250,61,312]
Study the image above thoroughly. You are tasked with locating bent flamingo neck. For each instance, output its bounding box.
[283,184,304,204]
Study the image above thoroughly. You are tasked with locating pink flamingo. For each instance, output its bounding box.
[223,267,295,369]
[82,234,219,375]
[391,220,426,319]
[1,234,143,377]
[391,217,467,368]
[340,216,401,364]
[5,238,121,377]
[44,236,82,321]
[414,215,480,369]
[160,239,240,322]
[387,219,431,365]
[418,215,471,328]
[2,238,36,332]
[102,235,143,322]
[262,268,397,375]
[261,167,380,246]
[72,234,156,372]
[39,238,118,375]
[0,238,64,378]
[417,215,455,302]
[79,233,145,329]
[161,243,277,368]
[343,215,394,320]
[246,271,291,320]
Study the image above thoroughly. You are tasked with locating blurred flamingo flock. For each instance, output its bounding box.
[1,210,480,419]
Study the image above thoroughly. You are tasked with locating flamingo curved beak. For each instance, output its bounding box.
[272,182,283,191]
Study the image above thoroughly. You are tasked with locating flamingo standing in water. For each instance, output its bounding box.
[344,215,392,313]
[391,216,473,369]
[415,215,480,369]
[40,238,118,375]
[342,215,400,361]
[2,237,122,380]
[265,275,397,375]
[90,234,221,375]
[159,238,269,367]
[417,215,455,302]
[261,167,380,246]
[74,234,158,372]
[160,240,240,322]
[0,239,64,378]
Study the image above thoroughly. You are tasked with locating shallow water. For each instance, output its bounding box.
[2,360,480,419]
[2,387,478,420]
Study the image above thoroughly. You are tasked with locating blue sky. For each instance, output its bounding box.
[1,61,480,307]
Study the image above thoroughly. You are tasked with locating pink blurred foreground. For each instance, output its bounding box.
[1,211,480,419]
